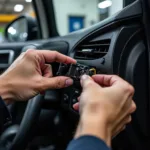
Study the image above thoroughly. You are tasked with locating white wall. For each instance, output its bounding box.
[53,0,99,35]
[53,0,124,36]
[109,0,123,16]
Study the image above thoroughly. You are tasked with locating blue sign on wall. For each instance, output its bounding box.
[69,16,84,32]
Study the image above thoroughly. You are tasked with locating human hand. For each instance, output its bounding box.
[0,50,76,104]
[74,75,136,147]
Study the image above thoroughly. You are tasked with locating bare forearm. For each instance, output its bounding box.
[0,76,11,104]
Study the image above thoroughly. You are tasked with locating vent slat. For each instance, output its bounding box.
[76,52,107,54]
[80,44,110,48]
[75,40,110,60]
[75,56,95,60]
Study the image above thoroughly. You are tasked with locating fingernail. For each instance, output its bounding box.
[65,79,73,87]
[81,75,89,80]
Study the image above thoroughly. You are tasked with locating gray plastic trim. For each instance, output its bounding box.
[0,50,14,68]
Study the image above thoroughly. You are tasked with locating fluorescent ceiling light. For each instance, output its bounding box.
[14,4,24,12]
[8,27,17,35]
[25,0,32,2]
[98,0,112,9]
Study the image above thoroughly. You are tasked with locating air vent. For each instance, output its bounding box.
[75,39,110,60]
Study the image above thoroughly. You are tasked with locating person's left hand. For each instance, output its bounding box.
[0,50,76,104]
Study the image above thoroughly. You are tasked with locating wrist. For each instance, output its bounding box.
[0,76,13,104]
[75,114,112,147]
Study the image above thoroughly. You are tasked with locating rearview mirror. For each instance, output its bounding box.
[5,15,38,42]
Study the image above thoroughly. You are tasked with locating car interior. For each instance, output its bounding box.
[0,0,150,150]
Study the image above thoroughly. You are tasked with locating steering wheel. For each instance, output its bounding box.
[0,95,44,150]
[0,84,80,150]
[0,84,77,150]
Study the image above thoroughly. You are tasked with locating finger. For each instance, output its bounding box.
[73,102,79,111]
[80,75,102,90]
[42,64,53,77]
[129,100,137,114]
[73,97,80,111]
[126,115,132,124]
[121,99,136,121]
[38,50,76,64]
[112,115,131,138]
[40,76,73,91]
[115,115,132,132]
[113,125,126,139]
[78,97,80,101]
[92,75,135,97]
[92,75,127,87]
[121,125,126,131]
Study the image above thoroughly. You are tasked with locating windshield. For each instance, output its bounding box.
[53,0,136,36]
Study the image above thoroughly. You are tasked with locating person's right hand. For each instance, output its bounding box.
[74,75,136,147]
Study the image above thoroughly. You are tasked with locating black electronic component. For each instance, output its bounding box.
[57,63,97,82]
[57,63,98,113]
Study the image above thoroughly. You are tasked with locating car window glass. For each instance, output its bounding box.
[53,0,136,36]
[0,0,35,43]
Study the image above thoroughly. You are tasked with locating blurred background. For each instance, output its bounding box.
[0,0,135,42]
[53,0,124,35]
[0,0,34,42]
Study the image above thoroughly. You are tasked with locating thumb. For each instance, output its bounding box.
[81,75,102,90]
[41,76,73,90]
